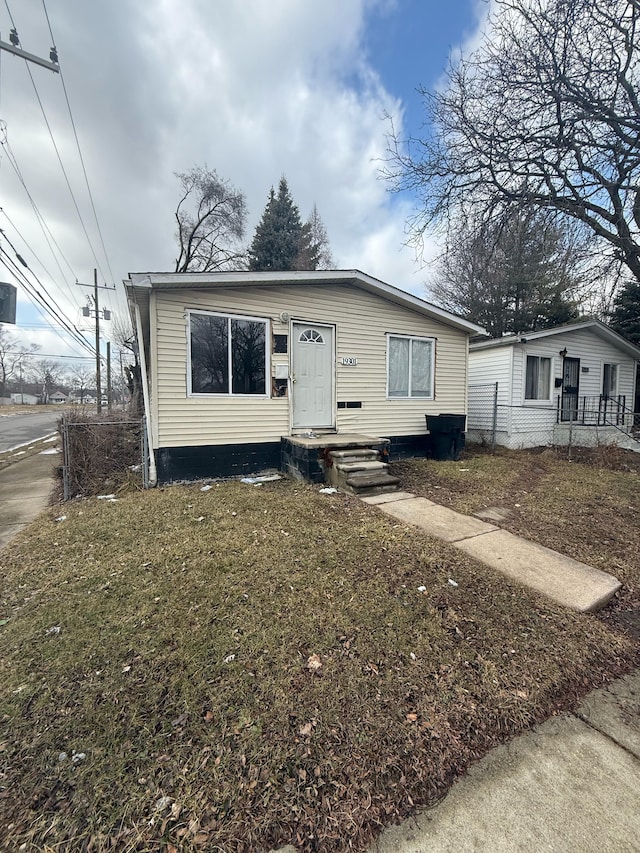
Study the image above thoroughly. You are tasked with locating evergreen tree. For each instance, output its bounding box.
[249,179,334,271]
[609,280,640,346]
[249,177,304,271]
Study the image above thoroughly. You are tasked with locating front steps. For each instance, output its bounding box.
[326,447,400,496]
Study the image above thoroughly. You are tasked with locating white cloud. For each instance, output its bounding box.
[0,0,469,361]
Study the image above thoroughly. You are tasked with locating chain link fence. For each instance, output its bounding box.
[467,383,499,450]
[60,414,149,500]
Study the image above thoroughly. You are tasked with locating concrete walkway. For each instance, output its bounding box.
[361,492,621,612]
[371,669,640,853]
[0,446,58,550]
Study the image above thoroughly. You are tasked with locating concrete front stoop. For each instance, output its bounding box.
[326,447,400,497]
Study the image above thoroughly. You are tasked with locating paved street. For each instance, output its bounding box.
[0,411,60,452]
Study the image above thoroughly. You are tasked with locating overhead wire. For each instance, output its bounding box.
[0,232,96,354]
[41,0,129,321]
[0,254,92,354]
[0,201,78,302]
[0,0,123,355]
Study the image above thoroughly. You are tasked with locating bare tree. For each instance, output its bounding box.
[430,205,592,337]
[111,314,142,416]
[67,364,93,404]
[386,0,640,284]
[0,327,39,399]
[29,359,63,404]
[294,204,335,270]
[175,166,248,272]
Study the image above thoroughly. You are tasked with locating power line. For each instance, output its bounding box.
[0,238,95,355]
[2,1,127,323]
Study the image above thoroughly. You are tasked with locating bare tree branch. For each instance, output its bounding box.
[385,0,640,283]
[175,166,248,272]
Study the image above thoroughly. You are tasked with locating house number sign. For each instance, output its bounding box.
[341,357,358,366]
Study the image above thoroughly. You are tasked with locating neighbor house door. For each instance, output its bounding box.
[561,357,580,422]
[291,322,334,430]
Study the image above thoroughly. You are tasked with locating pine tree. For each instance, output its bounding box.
[249,179,334,271]
[609,280,640,346]
[249,177,304,271]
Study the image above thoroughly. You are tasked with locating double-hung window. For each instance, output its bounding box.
[387,334,434,398]
[188,311,268,396]
[524,355,551,401]
[602,363,618,398]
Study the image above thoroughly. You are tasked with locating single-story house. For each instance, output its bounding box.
[125,269,485,485]
[49,390,69,404]
[10,393,40,405]
[467,319,640,449]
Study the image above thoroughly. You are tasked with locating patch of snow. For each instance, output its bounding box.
[319,487,338,494]
[39,448,60,455]
[448,579,459,587]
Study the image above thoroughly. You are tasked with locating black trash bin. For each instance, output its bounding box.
[426,414,466,461]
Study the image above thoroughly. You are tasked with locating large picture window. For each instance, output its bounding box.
[189,311,267,395]
[387,334,434,398]
[525,355,551,401]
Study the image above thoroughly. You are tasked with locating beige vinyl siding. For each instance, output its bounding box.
[151,284,469,448]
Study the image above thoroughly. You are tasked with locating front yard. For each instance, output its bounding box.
[0,455,636,852]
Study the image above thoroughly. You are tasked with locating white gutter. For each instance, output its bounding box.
[133,300,157,487]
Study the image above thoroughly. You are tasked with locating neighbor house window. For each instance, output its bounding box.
[387,334,434,398]
[525,355,551,400]
[603,363,618,398]
[188,311,268,395]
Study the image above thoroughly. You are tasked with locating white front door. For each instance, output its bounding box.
[291,322,334,430]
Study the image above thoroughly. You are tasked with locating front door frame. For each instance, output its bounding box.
[561,356,580,422]
[290,320,336,433]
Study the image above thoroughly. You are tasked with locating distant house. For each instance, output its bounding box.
[49,390,69,404]
[10,393,40,405]
[125,269,484,485]
[467,319,640,449]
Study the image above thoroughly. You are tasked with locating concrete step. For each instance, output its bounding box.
[335,460,386,473]
[330,449,380,463]
[345,471,401,489]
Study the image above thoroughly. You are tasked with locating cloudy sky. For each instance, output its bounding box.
[0,0,484,363]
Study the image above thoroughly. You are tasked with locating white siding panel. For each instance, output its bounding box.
[469,327,638,448]
[151,284,469,448]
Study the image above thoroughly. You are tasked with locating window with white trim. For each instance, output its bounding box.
[603,363,618,397]
[387,334,434,398]
[525,355,551,400]
[188,311,268,395]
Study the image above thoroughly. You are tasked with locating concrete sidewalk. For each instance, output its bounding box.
[362,492,621,613]
[372,669,640,853]
[0,445,58,550]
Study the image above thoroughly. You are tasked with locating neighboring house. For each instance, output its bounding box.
[125,269,484,485]
[467,319,640,449]
[10,393,40,405]
[49,390,69,404]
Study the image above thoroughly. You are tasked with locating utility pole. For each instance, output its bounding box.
[0,30,59,73]
[94,269,101,413]
[77,270,113,414]
[106,341,112,413]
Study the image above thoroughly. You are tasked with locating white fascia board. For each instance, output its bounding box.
[125,269,486,336]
